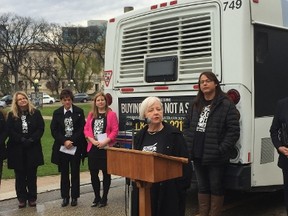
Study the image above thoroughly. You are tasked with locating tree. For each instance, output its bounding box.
[40,23,91,91]
[0,13,46,91]
[74,52,102,93]
[39,23,107,93]
[0,64,12,95]
[20,50,62,95]
[87,24,106,67]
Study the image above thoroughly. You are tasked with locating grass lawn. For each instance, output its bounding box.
[38,102,92,116]
[2,102,92,179]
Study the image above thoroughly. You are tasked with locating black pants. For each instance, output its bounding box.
[0,160,3,187]
[14,167,38,202]
[60,153,81,199]
[194,162,227,196]
[282,169,288,213]
[90,169,111,202]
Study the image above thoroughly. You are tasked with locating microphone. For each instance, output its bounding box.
[126,117,151,125]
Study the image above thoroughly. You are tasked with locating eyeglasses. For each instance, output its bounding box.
[200,79,213,85]
[17,97,27,101]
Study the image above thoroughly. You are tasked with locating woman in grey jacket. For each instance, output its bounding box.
[183,72,240,216]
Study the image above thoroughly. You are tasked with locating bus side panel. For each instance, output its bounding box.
[252,24,288,187]
[253,118,282,187]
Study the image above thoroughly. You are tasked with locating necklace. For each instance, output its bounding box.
[147,131,158,135]
[98,111,105,119]
[147,125,164,135]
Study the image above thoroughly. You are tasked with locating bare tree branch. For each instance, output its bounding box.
[0,13,47,91]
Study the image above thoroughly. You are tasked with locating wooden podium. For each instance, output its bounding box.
[107,147,188,216]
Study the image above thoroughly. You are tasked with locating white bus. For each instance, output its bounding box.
[104,0,288,191]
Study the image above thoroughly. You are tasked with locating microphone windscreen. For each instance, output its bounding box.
[146,118,151,124]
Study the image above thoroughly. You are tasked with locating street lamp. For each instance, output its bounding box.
[34,79,39,93]
[67,79,75,90]
[33,79,42,109]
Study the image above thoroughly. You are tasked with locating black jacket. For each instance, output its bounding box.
[183,95,240,165]
[50,104,86,165]
[6,109,44,170]
[270,97,288,169]
[0,111,7,161]
[132,122,192,216]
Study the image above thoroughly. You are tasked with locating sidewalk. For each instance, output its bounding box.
[0,172,119,201]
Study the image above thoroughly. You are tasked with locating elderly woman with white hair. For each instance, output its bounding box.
[131,96,192,216]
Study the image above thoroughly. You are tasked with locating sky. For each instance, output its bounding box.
[0,0,168,26]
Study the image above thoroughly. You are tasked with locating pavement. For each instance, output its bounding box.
[0,171,88,201]
[0,173,133,216]
[0,171,120,201]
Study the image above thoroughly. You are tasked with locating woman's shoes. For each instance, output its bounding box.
[18,201,26,208]
[71,198,77,206]
[91,198,107,208]
[98,200,107,208]
[28,200,37,207]
[91,198,100,207]
[61,198,69,207]
[18,200,36,208]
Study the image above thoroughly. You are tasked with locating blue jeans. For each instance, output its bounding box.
[194,162,227,196]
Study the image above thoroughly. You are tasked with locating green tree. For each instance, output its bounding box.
[74,52,102,93]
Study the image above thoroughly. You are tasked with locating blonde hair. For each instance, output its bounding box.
[11,91,35,118]
[91,91,109,118]
[139,96,163,119]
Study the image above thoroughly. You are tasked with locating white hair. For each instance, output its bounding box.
[139,96,163,119]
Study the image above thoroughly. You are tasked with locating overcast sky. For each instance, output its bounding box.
[0,0,167,26]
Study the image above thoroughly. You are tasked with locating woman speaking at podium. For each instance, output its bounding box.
[131,96,192,216]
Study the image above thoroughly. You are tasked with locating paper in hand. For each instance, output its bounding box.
[60,145,77,155]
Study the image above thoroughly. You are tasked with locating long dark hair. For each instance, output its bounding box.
[193,71,227,112]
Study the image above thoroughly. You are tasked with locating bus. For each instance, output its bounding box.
[104,0,288,191]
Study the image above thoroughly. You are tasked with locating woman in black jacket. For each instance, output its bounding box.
[183,72,240,216]
[0,110,7,187]
[6,91,44,208]
[51,89,86,207]
[132,96,192,216]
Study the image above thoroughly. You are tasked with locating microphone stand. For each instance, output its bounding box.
[127,120,136,216]
[126,118,150,216]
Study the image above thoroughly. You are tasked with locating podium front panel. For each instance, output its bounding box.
[107,148,183,183]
